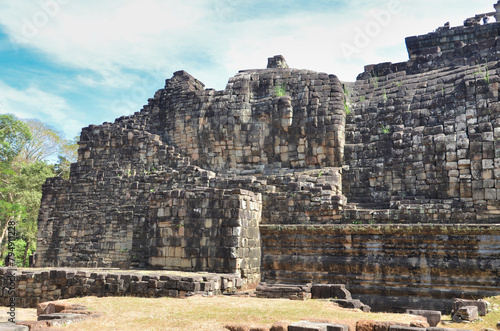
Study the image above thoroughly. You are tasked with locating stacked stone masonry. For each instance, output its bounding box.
[35,3,500,311]
[260,224,500,312]
[0,268,243,308]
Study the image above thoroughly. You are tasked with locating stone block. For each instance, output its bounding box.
[356,321,404,331]
[16,321,52,330]
[406,310,441,327]
[0,322,29,330]
[452,299,488,316]
[426,328,472,331]
[37,313,88,322]
[455,306,479,322]
[268,322,288,331]
[311,284,350,300]
[288,321,329,331]
[388,327,425,331]
[225,324,250,331]
[332,299,363,309]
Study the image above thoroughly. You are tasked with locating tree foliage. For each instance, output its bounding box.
[53,135,79,179]
[0,114,32,162]
[17,119,65,163]
[0,115,79,266]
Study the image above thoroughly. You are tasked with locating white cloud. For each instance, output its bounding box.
[0,0,497,109]
[2,0,496,87]
[0,80,83,139]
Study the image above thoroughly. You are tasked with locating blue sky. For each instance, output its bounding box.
[0,0,495,140]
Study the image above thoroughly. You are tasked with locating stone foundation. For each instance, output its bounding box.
[260,224,500,312]
[0,268,244,308]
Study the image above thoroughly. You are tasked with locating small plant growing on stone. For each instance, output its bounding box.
[344,99,351,115]
[381,125,390,134]
[484,64,490,84]
[382,89,388,101]
[473,63,490,84]
[369,70,379,89]
[343,86,352,115]
[274,83,287,97]
[359,96,366,102]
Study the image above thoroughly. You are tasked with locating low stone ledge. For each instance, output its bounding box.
[0,268,245,308]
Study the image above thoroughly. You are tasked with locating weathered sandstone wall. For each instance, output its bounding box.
[261,224,500,312]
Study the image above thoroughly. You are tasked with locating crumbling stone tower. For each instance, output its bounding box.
[37,3,500,311]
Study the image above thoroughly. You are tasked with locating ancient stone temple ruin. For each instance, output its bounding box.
[36,3,500,311]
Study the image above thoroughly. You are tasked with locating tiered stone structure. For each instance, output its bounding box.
[36,61,347,289]
[34,3,500,312]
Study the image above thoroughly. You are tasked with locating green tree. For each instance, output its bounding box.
[0,114,31,162]
[0,116,77,266]
[10,161,54,266]
[0,115,32,265]
[53,135,79,179]
[17,119,64,163]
